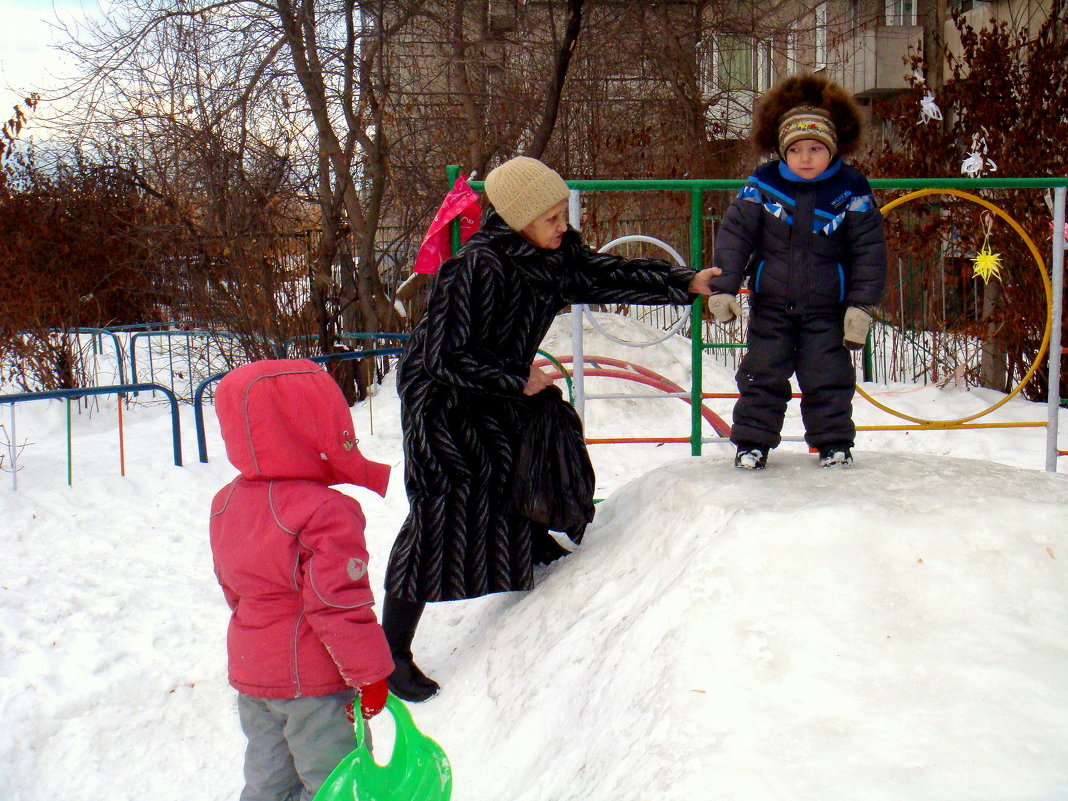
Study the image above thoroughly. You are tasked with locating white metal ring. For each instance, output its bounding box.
[589,235,689,347]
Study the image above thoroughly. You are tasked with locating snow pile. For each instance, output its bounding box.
[419,452,1068,801]
[1,312,1067,800]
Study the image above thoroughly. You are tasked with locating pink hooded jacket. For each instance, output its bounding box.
[209,359,394,698]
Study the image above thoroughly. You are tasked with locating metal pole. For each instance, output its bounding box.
[569,189,586,421]
[1046,186,1065,472]
[446,164,461,254]
[9,403,16,492]
[689,188,704,455]
[66,398,72,487]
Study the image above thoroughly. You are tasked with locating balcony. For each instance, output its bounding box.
[828,25,922,98]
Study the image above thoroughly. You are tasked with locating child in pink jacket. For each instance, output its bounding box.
[210,359,394,801]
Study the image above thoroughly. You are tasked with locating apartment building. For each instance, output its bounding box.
[701,0,1054,140]
[373,0,1055,281]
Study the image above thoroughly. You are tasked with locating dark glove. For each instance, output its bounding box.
[843,305,873,350]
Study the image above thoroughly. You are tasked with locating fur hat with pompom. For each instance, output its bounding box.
[751,73,863,158]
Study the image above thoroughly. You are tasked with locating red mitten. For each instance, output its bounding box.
[359,679,389,720]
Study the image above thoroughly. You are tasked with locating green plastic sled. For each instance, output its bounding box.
[312,693,452,801]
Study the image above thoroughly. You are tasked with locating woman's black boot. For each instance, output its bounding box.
[382,595,440,702]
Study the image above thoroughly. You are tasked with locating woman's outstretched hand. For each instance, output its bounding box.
[687,267,721,295]
[523,365,555,396]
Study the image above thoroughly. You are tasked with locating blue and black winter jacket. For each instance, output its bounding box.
[710,158,887,315]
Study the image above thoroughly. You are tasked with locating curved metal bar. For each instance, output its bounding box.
[0,383,183,467]
[534,350,574,404]
[193,371,230,464]
[283,332,409,356]
[75,328,127,385]
[129,330,243,387]
[308,347,405,365]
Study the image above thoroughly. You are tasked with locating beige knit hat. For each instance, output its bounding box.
[778,106,837,156]
[484,156,570,232]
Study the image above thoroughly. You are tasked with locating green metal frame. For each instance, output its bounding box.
[447,167,1067,455]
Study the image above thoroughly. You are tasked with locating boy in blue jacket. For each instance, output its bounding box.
[707,73,887,469]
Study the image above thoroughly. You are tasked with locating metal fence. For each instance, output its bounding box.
[459,168,1066,470]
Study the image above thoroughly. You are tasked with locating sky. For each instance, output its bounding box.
[0,0,86,123]
[2,312,1068,801]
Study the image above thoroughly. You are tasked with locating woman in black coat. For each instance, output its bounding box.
[383,156,718,700]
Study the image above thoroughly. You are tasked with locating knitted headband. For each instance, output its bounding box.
[778,106,837,156]
[484,156,570,232]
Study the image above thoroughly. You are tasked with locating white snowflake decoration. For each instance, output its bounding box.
[961,134,997,177]
[920,91,943,124]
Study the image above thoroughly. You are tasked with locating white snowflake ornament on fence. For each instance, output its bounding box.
[961,134,997,177]
[920,91,943,124]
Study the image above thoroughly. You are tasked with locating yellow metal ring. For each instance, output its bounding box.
[859,188,1053,425]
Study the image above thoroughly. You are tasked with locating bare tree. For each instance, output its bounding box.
[46,1,436,396]
[16,0,862,373]
[528,0,585,158]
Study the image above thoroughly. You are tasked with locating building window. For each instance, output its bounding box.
[699,33,774,138]
[487,0,518,32]
[721,35,753,91]
[756,39,774,91]
[885,0,917,25]
[814,3,827,70]
[698,38,715,98]
[702,35,776,94]
[786,19,801,72]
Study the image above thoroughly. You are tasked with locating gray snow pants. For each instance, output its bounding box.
[237,691,365,801]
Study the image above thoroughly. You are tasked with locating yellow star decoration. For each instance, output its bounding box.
[970,236,1003,284]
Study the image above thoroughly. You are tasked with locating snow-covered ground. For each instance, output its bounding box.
[2,313,1067,801]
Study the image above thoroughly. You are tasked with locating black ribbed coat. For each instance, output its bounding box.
[385,210,697,602]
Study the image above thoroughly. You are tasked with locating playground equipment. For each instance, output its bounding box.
[861,188,1052,425]
[456,168,1067,471]
[0,347,404,486]
[1,178,1064,485]
[193,346,404,463]
[871,186,1065,473]
[534,354,731,440]
[589,234,690,347]
[0,383,183,490]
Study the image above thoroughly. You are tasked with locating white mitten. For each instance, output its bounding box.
[843,305,873,350]
[706,293,742,324]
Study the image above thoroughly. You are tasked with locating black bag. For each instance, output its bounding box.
[508,385,596,541]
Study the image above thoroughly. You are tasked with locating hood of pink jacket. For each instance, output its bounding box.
[215,359,390,495]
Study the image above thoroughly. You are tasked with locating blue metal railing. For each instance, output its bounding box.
[0,383,184,471]
[76,328,127,385]
[128,330,258,399]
